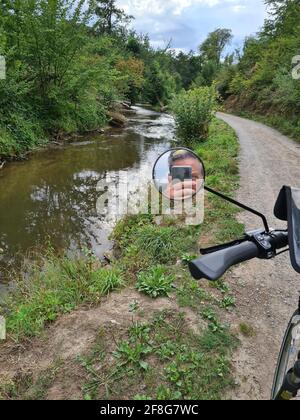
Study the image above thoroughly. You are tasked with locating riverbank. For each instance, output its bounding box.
[0,118,246,400]
[0,126,109,171]
[0,104,130,167]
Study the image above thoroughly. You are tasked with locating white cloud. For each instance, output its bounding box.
[116,0,267,52]
[169,47,189,55]
[232,4,246,13]
[118,0,225,17]
[118,0,250,17]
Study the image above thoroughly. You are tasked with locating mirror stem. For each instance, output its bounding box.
[204,186,270,233]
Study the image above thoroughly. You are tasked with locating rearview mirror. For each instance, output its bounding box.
[288,187,300,274]
[152,148,205,201]
[274,186,300,274]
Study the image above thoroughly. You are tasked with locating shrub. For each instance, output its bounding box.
[171,86,218,145]
[0,112,46,159]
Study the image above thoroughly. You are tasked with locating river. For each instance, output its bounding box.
[0,106,175,293]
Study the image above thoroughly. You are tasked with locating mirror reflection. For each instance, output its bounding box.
[153,148,205,200]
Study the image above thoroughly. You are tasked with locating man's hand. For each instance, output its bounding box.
[165,180,197,200]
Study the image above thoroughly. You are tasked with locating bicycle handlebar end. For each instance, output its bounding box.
[189,241,260,282]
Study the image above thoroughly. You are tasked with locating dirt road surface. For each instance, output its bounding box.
[217,112,300,400]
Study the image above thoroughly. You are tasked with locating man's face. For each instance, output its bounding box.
[171,157,204,182]
[166,157,204,199]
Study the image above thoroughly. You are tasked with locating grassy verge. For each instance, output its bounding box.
[0,117,244,400]
[80,310,238,401]
[2,252,125,340]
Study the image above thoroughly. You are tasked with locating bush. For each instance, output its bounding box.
[171,86,218,145]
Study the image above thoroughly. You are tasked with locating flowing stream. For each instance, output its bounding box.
[0,106,175,294]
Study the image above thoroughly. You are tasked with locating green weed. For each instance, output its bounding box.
[136,266,175,298]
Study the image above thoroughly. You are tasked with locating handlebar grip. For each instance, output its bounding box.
[189,241,260,281]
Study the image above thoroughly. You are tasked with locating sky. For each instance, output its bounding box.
[117,0,268,53]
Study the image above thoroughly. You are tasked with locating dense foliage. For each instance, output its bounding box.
[0,0,238,159]
[0,1,178,158]
[2,0,299,159]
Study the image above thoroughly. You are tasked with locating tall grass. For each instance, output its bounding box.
[3,254,125,339]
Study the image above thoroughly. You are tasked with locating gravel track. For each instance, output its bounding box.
[217,112,300,400]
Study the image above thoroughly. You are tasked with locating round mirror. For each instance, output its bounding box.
[152,147,205,200]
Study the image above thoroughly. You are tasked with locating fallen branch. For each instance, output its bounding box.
[0,160,6,170]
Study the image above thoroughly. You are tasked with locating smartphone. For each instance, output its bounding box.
[171,166,192,183]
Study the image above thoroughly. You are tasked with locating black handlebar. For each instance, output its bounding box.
[189,241,259,281]
[189,230,289,281]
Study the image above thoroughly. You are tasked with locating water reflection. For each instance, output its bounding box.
[0,107,174,287]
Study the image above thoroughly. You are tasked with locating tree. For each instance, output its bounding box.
[174,51,202,90]
[0,0,186,159]
[92,0,133,35]
[199,28,233,65]
[143,60,177,106]
[263,0,300,37]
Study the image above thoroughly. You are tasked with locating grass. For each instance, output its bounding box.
[112,216,200,272]
[0,116,244,400]
[80,311,238,400]
[195,119,244,244]
[176,276,215,309]
[2,254,125,339]
[239,323,256,338]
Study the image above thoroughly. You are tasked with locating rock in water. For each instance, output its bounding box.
[121,101,131,110]
[107,111,127,128]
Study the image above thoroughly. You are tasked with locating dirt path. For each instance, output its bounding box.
[0,289,202,400]
[217,112,300,400]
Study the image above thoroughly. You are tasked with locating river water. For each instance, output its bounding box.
[0,106,175,293]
